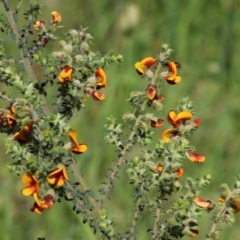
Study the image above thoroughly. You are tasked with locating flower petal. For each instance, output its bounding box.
[146,84,157,100]
[68,130,79,146]
[162,129,178,143]
[167,110,177,127]
[58,65,74,83]
[194,196,210,208]
[186,151,205,162]
[96,68,107,89]
[51,11,61,23]
[176,168,184,178]
[91,90,105,101]
[71,143,88,154]
[134,57,156,75]
[175,111,192,123]
[21,186,36,196]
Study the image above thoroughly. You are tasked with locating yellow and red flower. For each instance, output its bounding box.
[167,110,192,128]
[58,65,74,83]
[33,20,45,29]
[165,61,181,84]
[91,89,105,101]
[134,57,156,75]
[31,194,54,214]
[14,123,33,143]
[95,68,107,89]
[146,84,157,100]
[194,196,215,212]
[186,151,205,163]
[21,172,40,197]
[68,129,88,154]
[47,165,69,187]
[150,119,164,128]
[51,11,61,24]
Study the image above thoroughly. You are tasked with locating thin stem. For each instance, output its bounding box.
[16,0,23,10]
[1,0,50,115]
[130,184,143,239]
[152,207,161,239]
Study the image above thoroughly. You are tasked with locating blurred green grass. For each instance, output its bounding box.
[1,0,240,239]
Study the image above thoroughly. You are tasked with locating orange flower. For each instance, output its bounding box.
[68,129,88,154]
[165,61,181,84]
[186,151,205,163]
[95,68,107,89]
[58,65,74,83]
[91,90,105,101]
[33,20,45,29]
[146,84,157,100]
[134,57,156,75]
[51,11,61,24]
[167,110,192,128]
[31,194,54,214]
[14,123,33,143]
[5,114,16,127]
[47,165,69,187]
[176,168,184,178]
[195,197,215,211]
[150,119,164,128]
[162,129,179,143]
[21,172,40,197]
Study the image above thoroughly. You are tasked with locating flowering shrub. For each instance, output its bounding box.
[0,1,240,239]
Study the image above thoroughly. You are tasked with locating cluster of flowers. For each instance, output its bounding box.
[134,57,205,179]
[58,66,107,101]
[34,11,108,101]
[4,103,87,214]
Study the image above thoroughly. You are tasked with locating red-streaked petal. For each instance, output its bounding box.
[134,57,156,75]
[162,129,179,143]
[186,151,205,162]
[91,90,105,101]
[30,202,44,214]
[22,172,37,186]
[146,85,157,100]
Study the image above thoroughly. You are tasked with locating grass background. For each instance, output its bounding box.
[1,0,240,239]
